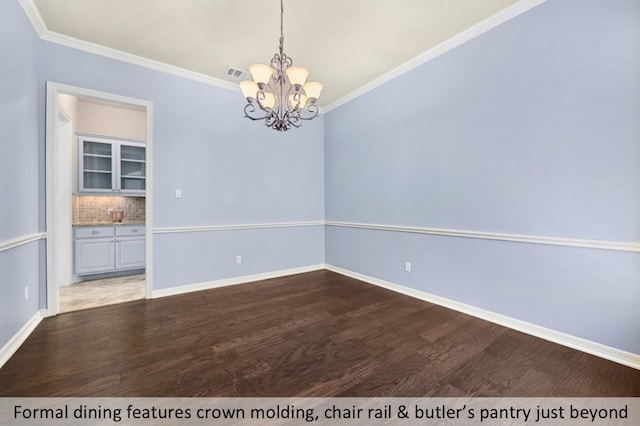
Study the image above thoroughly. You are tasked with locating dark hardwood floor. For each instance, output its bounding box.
[1,270,638,396]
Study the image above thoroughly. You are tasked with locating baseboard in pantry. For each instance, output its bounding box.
[325,264,640,371]
[151,264,326,299]
[0,310,45,370]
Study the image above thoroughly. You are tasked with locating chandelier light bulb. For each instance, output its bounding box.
[240,80,259,100]
[285,66,310,88]
[249,64,274,86]
[303,82,323,102]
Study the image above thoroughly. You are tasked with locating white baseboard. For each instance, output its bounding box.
[325,264,640,371]
[152,264,326,299]
[5,266,636,373]
[0,310,45,370]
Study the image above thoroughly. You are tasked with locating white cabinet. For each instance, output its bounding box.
[74,225,145,276]
[74,238,115,275]
[78,135,146,195]
[115,226,145,270]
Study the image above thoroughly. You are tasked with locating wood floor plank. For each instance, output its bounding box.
[1,270,638,396]
[445,350,533,396]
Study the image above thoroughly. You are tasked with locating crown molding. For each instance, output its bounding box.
[19,0,239,92]
[18,0,47,36]
[40,31,241,93]
[323,0,550,112]
[21,0,548,110]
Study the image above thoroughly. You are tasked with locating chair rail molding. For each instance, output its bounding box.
[0,233,46,253]
[153,221,325,234]
[326,221,640,253]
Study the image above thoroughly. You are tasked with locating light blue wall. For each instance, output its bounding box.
[326,0,640,241]
[325,0,640,353]
[2,0,324,352]
[0,0,43,349]
[40,42,325,290]
[2,0,638,359]
[39,41,325,289]
[0,0,41,241]
[326,227,640,353]
[154,226,324,289]
[40,42,325,226]
[0,244,41,348]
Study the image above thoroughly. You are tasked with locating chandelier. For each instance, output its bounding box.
[239,0,323,132]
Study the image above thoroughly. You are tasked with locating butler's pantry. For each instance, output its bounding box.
[56,93,147,313]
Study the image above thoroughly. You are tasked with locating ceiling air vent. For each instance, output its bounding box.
[225,67,249,80]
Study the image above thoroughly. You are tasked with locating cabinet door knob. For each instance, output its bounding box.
[91,230,99,234]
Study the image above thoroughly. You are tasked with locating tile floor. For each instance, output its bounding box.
[59,273,146,313]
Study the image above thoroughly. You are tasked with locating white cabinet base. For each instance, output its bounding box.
[74,225,145,277]
[116,238,145,270]
[74,238,115,275]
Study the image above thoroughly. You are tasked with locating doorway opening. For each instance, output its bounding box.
[45,82,154,316]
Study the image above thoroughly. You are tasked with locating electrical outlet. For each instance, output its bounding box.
[175,189,182,199]
[236,255,242,264]
[404,262,411,272]
[24,286,29,301]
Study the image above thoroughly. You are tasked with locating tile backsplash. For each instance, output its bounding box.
[73,196,145,224]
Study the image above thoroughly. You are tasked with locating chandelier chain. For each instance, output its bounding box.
[279,0,284,55]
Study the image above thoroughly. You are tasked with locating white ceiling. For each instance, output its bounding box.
[32,0,523,108]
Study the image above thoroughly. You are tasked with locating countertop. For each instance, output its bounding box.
[73,221,145,227]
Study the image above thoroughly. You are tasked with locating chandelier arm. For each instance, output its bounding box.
[244,103,268,121]
[298,104,320,121]
[265,111,278,128]
[287,116,303,128]
[255,83,278,113]
[255,89,268,111]
[290,91,300,111]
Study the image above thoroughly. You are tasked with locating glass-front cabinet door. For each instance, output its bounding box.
[80,140,115,192]
[78,136,146,195]
[119,143,146,192]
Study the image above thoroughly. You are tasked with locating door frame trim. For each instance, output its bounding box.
[45,81,154,316]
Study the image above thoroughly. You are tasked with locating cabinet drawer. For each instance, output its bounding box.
[74,226,115,239]
[116,225,145,236]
